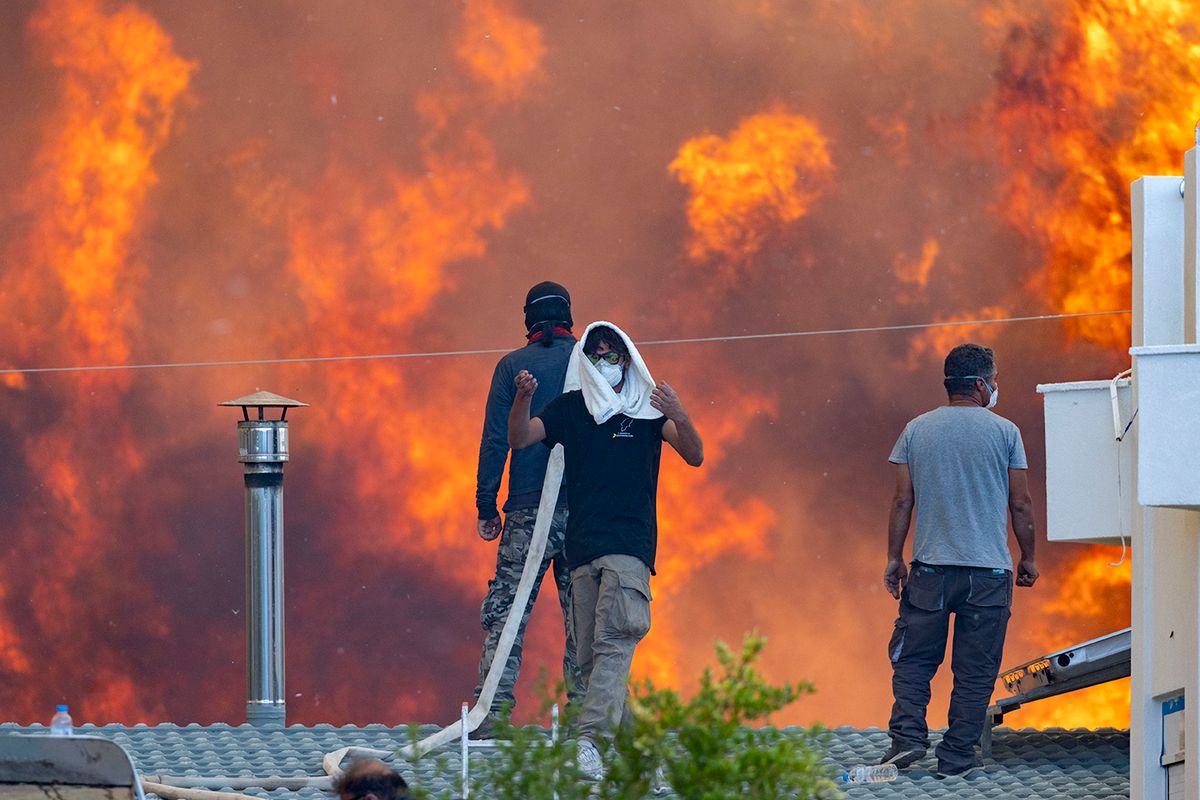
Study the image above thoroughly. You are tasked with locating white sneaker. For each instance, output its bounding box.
[576,738,605,781]
[651,764,670,795]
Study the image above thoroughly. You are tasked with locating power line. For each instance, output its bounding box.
[641,310,1131,347]
[0,309,1132,376]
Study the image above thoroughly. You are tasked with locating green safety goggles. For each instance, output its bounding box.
[586,352,622,366]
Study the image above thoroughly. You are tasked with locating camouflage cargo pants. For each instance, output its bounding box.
[474,506,582,713]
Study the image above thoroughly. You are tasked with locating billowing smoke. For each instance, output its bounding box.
[1,0,1169,729]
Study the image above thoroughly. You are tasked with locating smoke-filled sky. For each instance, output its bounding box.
[3,0,1191,728]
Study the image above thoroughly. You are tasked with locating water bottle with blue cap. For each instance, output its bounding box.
[49,704,73,736]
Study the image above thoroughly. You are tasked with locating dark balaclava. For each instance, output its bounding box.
[524,281,572,344]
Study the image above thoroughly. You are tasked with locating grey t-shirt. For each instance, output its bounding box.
[889,405,1028,571]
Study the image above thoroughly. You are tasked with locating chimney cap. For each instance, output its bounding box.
[219,390,309,409]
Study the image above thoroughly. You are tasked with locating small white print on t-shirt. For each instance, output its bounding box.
[612,418,635,439]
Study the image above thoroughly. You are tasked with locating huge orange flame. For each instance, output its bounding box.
[12,0,191,373]
[0,0,1154,732]
[974,0,1198,726]
[670,110,835,266]
[260,0,798,716]
[267,1,787,716]
[271,2,535,597]
[0,0,192,722]
[985,0,1200,347]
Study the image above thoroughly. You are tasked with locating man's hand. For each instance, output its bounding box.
[508,371,547,449]
[650,381,688,421]
[1016,557,1039,588]
[884,558,908,600]
[659,381,704,466]
[514,370,538,399]
[478,517,502,541]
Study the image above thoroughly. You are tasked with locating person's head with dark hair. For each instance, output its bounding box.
[583,325,628,358]
[332,759,409,800]
[524,281,572,347]
[583,324,631,392]
[943,343,999,408]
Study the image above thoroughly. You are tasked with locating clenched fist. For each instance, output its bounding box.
[514,370,538,399]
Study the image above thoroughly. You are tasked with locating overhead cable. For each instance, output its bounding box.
[0,309,1132,376]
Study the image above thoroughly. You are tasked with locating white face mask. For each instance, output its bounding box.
[595,359,624,388]
[985,382,999,409]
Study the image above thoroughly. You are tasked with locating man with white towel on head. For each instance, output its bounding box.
[508,321,704,780]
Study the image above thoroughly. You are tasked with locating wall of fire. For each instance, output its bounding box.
[6,0,1200,731]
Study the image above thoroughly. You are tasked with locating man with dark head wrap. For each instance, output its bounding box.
[523,280,573,348]
[470,280,581,737]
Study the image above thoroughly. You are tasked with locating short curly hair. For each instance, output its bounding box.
[332,759,409,800]
[943,343,995,396]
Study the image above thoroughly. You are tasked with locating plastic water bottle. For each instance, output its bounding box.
[49,705,73,736]
[841,764,898,783]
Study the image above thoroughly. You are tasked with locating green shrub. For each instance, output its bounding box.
[603,633,837,800]
[470,633,839,800]
[472,702,591,800]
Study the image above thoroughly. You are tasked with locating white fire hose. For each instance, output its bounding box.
[142,445,565,799]
[403,444,564,756]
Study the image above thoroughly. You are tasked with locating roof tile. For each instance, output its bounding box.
[0,723,1128,799]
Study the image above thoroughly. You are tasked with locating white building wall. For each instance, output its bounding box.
[1148,523,1196,700]
[1130,175,1191,800]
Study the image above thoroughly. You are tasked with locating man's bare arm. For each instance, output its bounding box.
[884,463,915,599]
[1009,468,1039,587]
[653,381,703,467]
[507,370,547,449]
[662,419,703,467]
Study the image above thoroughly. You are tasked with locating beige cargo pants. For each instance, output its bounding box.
[569,553,652,743]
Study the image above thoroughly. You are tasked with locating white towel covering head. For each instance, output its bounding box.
[564,321,662,425]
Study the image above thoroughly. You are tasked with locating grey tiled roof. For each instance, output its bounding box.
[0,723,1128,799]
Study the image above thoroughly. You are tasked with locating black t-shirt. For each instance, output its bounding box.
[537,390,667,573]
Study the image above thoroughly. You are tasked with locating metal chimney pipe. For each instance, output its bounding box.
[220,391,308,727]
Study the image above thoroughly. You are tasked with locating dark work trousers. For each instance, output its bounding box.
[887,562,1012,772]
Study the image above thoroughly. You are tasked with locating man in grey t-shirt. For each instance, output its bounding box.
[879,343,1039,778]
